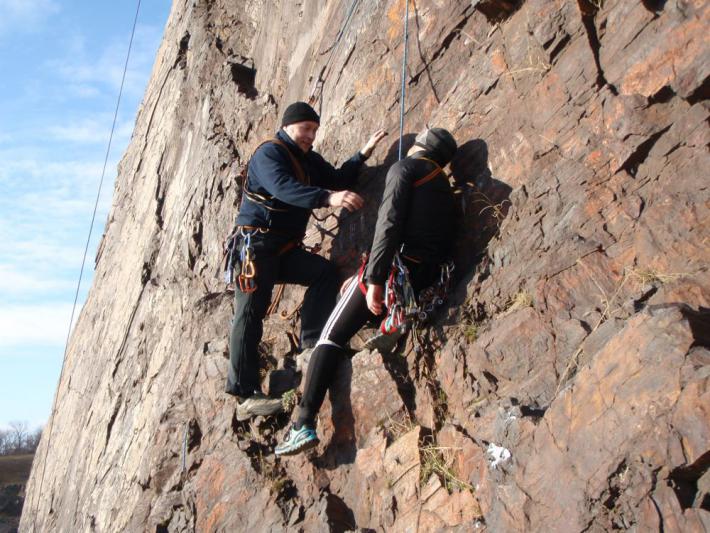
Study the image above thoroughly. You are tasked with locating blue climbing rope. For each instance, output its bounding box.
[398,0,410,160]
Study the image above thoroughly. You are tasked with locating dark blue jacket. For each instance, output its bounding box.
[236,129,366,239]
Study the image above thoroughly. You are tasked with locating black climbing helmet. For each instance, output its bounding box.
[414,127,457,166]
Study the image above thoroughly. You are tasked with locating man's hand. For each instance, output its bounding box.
[360,129,388,159]
[366,283,384,315]
[328,190,364,212]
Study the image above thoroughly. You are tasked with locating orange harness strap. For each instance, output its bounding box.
[412,157,445,188]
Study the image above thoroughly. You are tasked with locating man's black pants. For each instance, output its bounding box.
[226,232,339,398]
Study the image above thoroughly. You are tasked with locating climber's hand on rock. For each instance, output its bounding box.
[328,190,364,212]
[366,284,384,315]
[360,129,388,158]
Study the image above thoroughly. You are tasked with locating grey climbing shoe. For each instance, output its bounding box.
[236,392,283,421]
[275,424,319,456]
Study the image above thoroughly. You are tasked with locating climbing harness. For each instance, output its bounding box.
[224,136,311,289]
[238,138,309,212]
[358,250,455,337]
[383,255,455,332]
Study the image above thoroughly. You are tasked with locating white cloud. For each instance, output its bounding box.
[0,234,87,271]
[50,24,163,100]
[65,83,102,99]
[0,264,74,295]
[48,120,110,144]
[0,0,60,34]
[0,153,114,191]
[47,116,134,145]
[0,302,74,348]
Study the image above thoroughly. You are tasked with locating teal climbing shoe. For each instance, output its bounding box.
[275,424,319,456]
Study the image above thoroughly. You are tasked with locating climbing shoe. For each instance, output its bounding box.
[236,392,283,421]
[275,424,319,456]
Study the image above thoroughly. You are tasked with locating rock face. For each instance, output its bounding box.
[21,0,709,531]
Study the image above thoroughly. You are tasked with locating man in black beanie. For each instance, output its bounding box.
[226,101,386,420]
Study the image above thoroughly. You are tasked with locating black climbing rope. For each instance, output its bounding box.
[30,1,143,530]
[308,0,361,110]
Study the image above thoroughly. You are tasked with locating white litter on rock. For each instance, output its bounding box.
[487,443,512,469]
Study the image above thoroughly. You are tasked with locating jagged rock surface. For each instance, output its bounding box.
[22,0,709,531]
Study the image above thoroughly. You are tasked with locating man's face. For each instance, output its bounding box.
[284,121,319,153]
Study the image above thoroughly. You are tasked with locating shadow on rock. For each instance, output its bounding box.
[449,139,512,300]
[316,357,357,469]
[328,135,417,278]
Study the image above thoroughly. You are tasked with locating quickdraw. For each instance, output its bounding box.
[223,226,240,284]
[379,255,455,335]
[223,227,268,292]
[416,260,455,320]
[381,253,418,334]
[237,228,258,293]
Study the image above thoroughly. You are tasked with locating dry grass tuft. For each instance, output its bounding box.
[464,322,479,342]
[381,413,417,444]
[629,268,683,287]
[501,290,533,316]
[281,389,299,412]
[419,441,474,493]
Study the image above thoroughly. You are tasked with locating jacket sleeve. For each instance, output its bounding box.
[310,150,367,191]
[364,162,412,285]
[250,144,331,208]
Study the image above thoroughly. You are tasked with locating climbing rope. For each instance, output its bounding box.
[30,1,143,530]
[308,0,361,108]
[272,1,413,348]
[398,0,410,160]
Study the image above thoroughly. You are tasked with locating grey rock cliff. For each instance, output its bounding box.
[22,0,709,531]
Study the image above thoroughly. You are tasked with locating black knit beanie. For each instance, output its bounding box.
[414,127,457,166]
[281,101,320,127]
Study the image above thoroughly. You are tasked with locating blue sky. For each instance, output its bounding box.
[0,0,172,430]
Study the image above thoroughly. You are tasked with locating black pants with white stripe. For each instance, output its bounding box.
[295,258,440,427]
[296,276,375,427]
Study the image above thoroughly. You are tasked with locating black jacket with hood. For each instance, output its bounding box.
[364,151,457,288]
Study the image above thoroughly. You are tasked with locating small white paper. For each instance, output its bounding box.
[487,443,512,469]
